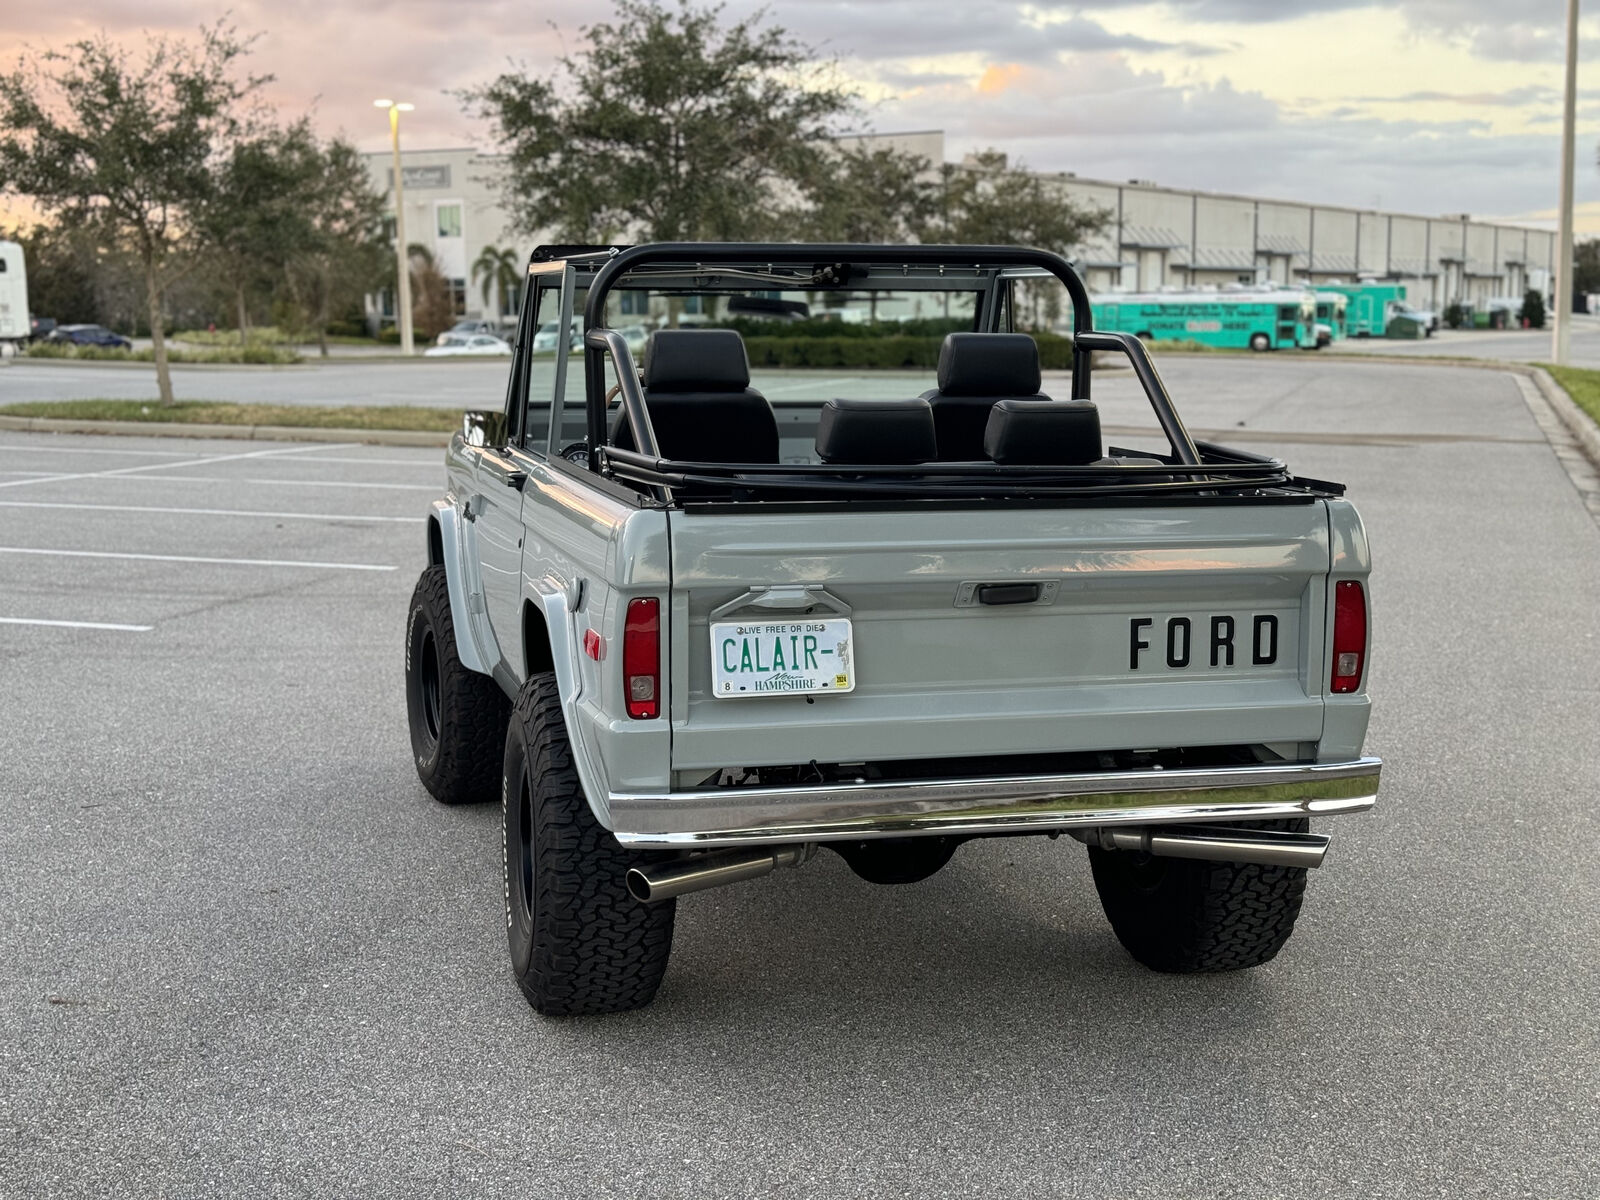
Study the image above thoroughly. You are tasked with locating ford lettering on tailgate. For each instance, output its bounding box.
[1129,615,1279,670]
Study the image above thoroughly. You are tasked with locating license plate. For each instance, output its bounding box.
[709,618,854,697]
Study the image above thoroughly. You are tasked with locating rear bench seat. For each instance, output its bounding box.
[919,333,1053,460]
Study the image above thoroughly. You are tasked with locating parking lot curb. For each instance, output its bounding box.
[1528,367,1600,471]
[0,413,451,446]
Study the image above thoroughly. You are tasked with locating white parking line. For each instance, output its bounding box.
[0,443,209,458]
[2,473,438,491]
[0,445,435,468]
[0,500,420,523]
[0,441,351,492]
[0,616,153,632]
[0,547,397,571]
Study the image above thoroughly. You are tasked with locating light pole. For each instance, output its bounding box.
[375,99,416,356]
[1553,0,1579,364]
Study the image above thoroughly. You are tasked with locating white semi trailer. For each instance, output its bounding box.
[0,241,29,356]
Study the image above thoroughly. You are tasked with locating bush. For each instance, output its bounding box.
[1444,302,1466,330]
[376,326,401,344]
[24,341,298,364]
[715,315,971,340]
[740,331,1077,371]
[1522,288,1546,330]
[326,318,370,339]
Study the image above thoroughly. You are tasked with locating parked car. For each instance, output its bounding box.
[619,323,650,353]
[436,320,501,344]
[403,240,1380,1017]
[48,324,132,350]
[29,316,57,341]
[531,320,583,353]
[423,333,513,358]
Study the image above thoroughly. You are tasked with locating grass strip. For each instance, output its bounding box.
[1539,364,1600,429]
[0,399,462,432]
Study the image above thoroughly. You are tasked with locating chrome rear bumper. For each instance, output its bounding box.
[608,757,1381,848]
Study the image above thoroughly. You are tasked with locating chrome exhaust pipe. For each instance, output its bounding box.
[1086,825,1331,870]
[627,845,812,903]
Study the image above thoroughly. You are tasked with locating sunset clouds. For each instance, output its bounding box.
[2,0,1596,229]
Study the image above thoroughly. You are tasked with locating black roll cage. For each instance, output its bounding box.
[538,241,1294,501]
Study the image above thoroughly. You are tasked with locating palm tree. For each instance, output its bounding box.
[472,244,521,321]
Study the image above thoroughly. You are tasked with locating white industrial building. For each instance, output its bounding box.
[365,129,1554,325]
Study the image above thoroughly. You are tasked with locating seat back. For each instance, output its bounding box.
[612,329,780,463]
[983,399,1102,465]
[815,398,937,464]
[919,333,1050,460]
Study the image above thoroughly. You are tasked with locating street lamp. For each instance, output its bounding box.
[375,99,417,356]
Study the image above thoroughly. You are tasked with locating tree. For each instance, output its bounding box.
[472,244,521,321]
[3,221,99,324]
[923,151,1110,329]
[195,120,321,343]
[281,138,388,356]
[927,151,1110,254]
[0,25,267,403]
[463,0,857,242]
[791,145,938,243]
[407,244,455,340]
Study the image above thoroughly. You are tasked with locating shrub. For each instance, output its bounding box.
[326,318,370,338]
[376,326,402,345]
[1443,302,1466,330]
[1521,288,1546,330]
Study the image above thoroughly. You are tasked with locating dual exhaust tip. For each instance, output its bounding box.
[625,824,1329,904]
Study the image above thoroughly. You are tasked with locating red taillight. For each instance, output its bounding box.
[623,597,660,719]
[1330,580,1367,694]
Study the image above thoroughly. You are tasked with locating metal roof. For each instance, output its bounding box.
[1190,246,1257,270]
[1119,224,1187,249]
[1256,233,1307,256]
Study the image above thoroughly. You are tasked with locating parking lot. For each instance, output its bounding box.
[2,356,1598,1197]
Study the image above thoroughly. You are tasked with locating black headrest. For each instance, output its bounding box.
[936,333,1042,397]
[643,330,750,392]
[983,399,1102,465]
[816,398,937,464]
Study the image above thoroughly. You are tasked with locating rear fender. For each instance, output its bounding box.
[427,498,496,676]
[526,579,617,830]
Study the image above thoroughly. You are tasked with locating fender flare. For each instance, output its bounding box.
[527,579,617,830]
[427,498,494,676]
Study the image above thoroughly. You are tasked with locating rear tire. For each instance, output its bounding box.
[502,672,676,1016]
[405,565,509,805]
[1088,819,1309,972]
[1249,332,1271,352]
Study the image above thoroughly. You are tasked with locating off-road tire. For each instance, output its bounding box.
[1088,818,1310,973]
[502,672,676,1016]
[405,565,509,805]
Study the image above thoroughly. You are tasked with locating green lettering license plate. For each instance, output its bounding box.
[709,618,854,697]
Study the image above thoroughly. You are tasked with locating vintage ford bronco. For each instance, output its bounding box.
[403,243,1380,1016]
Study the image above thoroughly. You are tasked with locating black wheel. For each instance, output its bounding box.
[502,672,676,1015]
[404,565,510,805]
[1088,819,1309,973]
[1249,332,1271,352]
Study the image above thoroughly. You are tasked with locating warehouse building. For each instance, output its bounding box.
[365,130,1554,325]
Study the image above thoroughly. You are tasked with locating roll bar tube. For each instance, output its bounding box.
[577,242,1199,468]
[1073,331,1202,466]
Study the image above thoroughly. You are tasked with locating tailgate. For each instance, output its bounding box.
[665,504,1330,773]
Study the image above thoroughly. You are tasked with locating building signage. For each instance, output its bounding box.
[388,165,451,190]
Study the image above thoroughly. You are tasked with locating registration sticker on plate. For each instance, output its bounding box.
[709,618,854,697]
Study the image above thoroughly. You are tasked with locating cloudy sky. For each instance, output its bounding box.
[5,0,1599,231]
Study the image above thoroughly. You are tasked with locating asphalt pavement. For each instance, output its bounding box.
[1,357,1597,1197]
